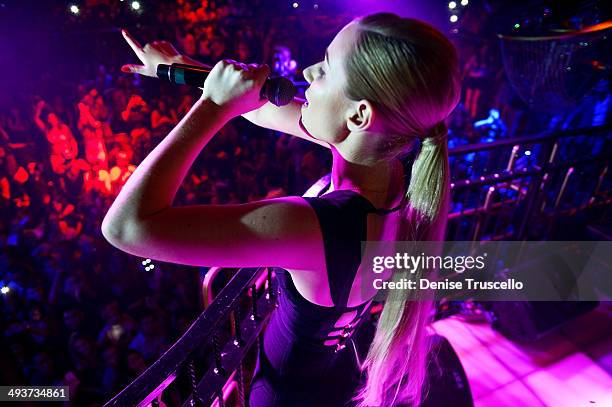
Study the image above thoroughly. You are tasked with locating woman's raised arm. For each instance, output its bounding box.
[120,30,328,148]
[102,59,325,271]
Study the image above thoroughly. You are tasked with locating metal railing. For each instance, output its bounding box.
[104,267,276,407]
[448,124,611,240]
[104,124,611,407]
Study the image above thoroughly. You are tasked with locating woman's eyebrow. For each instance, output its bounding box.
[325,48,330,66]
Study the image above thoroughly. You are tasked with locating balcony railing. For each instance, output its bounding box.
[448,124,610,240]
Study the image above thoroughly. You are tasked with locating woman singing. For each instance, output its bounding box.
[103,12,461,407]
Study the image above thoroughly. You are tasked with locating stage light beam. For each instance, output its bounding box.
[450,15,458,23]
[131,1,141,11]
[69,4,79,14]
[448,1,457,9]
[1,286,9,294]
[461,0,468,5]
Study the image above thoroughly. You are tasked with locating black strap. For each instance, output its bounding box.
[303,192,372,307]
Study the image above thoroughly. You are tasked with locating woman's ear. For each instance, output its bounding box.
[346,99,375,132]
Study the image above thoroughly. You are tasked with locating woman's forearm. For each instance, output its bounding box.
[241,99,330,148]
[102,98,229,240]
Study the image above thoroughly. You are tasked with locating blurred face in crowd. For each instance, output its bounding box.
[102,301,121,324]
[272,46,295,76]
[29,305,42,321]
[26,285,45,302]
[10,342,27,362]
[72,337,95,359]
[47,113,59,127]
[140,314,158,337]
[64,276,77,296]
[64,308,84,331]
[94,95,105,110]
[127,351,147,374]
[237,41,251,61]
[103,346,120,367]
[34,352,55,378]
[210,39,225,59]
[116,151,130,167]
[53,200,63,213]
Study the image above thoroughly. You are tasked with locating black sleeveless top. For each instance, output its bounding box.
[249,157,413,407]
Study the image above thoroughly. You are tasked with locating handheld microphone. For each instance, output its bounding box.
[156,63,297,107]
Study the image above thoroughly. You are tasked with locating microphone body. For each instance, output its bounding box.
[156,63,296,107]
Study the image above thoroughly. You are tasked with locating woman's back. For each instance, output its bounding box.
[250,157,413,406]
[286,157,410,308]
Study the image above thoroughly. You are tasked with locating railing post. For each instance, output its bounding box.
[515,137,556,239]
[231,307,246,407]
[233,308,244,347]
[216,390,224,407]
[266,268,274,301]
[250,284,259,321]
[236,364,245,407]
[187,358,204,407]
[212,333,226,376]
[590,165,608,204]
[506,145,520,171]
[473,186,495,240]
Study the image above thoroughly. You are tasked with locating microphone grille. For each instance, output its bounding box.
[264,77,297,106]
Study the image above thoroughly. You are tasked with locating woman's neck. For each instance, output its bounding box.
[329,147,397,198]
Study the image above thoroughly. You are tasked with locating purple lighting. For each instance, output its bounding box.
[0,1,609,407]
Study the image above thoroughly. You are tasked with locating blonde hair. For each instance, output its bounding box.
[343,13,461,406]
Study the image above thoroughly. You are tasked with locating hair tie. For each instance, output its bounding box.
[423,121,447,147]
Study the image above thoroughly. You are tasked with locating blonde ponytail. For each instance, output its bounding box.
[343,12,460,406]
[407,122,451,225]
[355,123,451,406]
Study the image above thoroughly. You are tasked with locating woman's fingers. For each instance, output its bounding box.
[121,64,146,74]
[121,29,144,57]
[249,64,270,82]
[121,29,155,76]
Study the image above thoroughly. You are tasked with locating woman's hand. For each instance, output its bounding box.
[121,29,189,77]
[201,60,270,119]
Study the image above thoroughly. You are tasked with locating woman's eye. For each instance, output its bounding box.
[318,66,325,76]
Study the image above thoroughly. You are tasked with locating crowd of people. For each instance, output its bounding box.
[0,0,580,405]
[0,2,346,404]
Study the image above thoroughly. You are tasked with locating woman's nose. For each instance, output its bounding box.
[303,65,313,84]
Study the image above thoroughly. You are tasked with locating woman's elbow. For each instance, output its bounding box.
[101,215,137,249]
[101,214,152,256]
[101,216,124,247]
